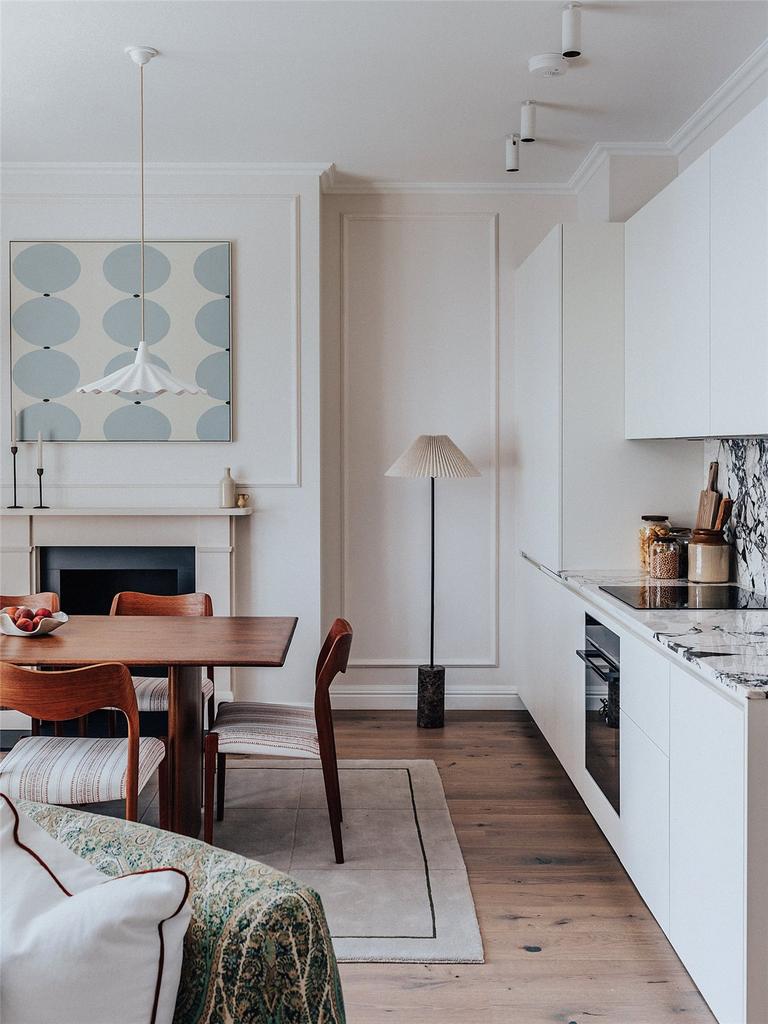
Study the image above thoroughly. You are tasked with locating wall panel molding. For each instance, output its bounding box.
[339,211,500,668]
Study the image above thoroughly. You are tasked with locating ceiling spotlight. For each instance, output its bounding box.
[505,134,520,173]
[528,53,568,77]
[562,2,582,59]
[521,101,536,142]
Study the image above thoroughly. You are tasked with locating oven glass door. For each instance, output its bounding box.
[581,648,620,814]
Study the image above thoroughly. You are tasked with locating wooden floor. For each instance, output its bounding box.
[333,710,715,1024]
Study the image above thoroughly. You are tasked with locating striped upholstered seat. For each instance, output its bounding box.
[213,701,321,758]
[131,673,215,713]
[0,735,165,805]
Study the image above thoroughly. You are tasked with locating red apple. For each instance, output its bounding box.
[15,618,34,632]
[34,608,53,620]
[15,607,33,621]
[31,616,44,629]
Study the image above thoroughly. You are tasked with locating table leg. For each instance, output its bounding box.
[167,665,202,837]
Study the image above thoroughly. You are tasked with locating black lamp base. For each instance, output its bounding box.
[417,665,445,729]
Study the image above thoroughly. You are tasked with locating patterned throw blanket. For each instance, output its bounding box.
[20,801,346,1024]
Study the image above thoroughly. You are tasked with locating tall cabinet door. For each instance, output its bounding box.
[625,153,711,439]
[710,98,768,436]
[514,226,562,571]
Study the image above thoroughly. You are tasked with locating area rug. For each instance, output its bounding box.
[185,758,483,963]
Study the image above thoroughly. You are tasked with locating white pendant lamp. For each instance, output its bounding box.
[79,46,205,396]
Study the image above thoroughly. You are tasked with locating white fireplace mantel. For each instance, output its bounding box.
[0,507,252,518]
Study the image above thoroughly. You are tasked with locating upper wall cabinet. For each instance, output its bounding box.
[625,152,711,439]
[710,100,768,436]
[626,98,768,439]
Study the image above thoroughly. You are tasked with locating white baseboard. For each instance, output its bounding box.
[331,685,525,711]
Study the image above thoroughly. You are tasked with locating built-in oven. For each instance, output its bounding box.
[577,614,620,814]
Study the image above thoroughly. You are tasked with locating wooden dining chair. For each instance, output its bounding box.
[0,591,62,736]
[109,591,216,730]
[204,618,353,863]
[0,662,167,824]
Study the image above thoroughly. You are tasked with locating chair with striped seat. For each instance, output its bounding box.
[0,662,167,823]
[110,591,216,728]
[204,619,353,863]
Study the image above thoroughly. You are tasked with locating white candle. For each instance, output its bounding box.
[11,408,16,446]
[36,431,43,470]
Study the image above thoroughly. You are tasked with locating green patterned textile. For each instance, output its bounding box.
[19,802,346,1024]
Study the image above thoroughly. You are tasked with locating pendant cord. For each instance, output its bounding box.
[139,62,146,347]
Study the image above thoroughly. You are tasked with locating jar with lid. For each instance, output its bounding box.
[639,515,671,573]
[668,527,692,577]
[688,529,730,583]
[649,535,680,580]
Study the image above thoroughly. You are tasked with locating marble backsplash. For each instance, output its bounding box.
[704,439,768,594]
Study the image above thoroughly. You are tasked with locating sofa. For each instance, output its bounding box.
[20,801,346,1024]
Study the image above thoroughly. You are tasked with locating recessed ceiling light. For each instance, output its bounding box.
[528,53,568,77]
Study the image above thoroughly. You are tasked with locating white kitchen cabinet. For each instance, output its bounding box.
[625,151,711,439]
[710,97,768,436]
[669,665,745,1024]
[620,710,669,933]
[620,631,669,753]
[514,224,699,574]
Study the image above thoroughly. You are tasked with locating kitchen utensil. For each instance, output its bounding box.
[715,497,734,531]
[695,461,720,530]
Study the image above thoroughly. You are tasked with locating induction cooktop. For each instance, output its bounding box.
[599,584,768,611]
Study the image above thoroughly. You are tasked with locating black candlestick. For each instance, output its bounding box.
[7,445,23,508]
[34,467,49,510]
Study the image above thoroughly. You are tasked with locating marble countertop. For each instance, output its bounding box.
[558,570,768,701]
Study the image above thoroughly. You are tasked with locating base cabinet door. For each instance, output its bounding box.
[669,666,745,1024]
[620,711,670,933]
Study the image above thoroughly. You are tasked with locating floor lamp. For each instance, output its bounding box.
[386,435,480,728]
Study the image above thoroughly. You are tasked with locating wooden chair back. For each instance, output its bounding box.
[0,662,142,820]
[314,618,353,719]
[0,592,60,612]
[110,591,215,683]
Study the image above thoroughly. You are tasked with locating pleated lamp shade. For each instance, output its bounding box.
[385,435,480,479]
[78,341,204,395]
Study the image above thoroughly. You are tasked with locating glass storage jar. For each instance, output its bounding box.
[639,515,671,573]
[649,535,680,579]
[688,529,730,583]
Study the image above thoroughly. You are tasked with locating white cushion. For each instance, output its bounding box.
[213,701,320,758]
[0,736,165,805]
[0,792,191,1024]
[131,674,215,712]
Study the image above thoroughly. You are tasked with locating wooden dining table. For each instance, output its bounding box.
[0,615,298,837]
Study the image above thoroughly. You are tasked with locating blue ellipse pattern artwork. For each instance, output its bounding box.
[13,349,80,398]
[12,243,81,294]
[12,297,80,346]
[18,402,82,441]
[103,243,171,293]
[194,244,230,295]
[196,404,230,441]
[10,240,232,442]
[103,297,170,346]
[103,405,173,441]
[195,298,230,348]
[195,351,230,401]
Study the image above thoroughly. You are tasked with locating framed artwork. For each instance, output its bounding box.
[10,240,232,441]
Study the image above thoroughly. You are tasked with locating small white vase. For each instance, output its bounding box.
[219,467,236,508]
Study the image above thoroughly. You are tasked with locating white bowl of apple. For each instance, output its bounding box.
[0,605,68,637]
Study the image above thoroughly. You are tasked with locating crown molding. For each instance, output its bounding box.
[1,161,335,178]
[567,140,676,193]
[323,178,573,195]
[667,37,768,155]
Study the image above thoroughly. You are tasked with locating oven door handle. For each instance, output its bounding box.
[576,648,619,683]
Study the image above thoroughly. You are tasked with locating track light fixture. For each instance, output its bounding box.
[505,134,520,172]
[562,2,582,59]
[521,101,536,143]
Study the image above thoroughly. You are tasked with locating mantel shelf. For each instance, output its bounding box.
[0,507,252,518]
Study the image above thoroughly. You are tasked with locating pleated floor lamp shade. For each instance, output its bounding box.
[385,435,480,480]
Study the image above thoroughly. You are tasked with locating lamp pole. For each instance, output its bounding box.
[430,475,435,668]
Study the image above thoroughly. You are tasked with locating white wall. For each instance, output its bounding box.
[577,154,678,224]
[321,190,577,709]
[1,166,323,702]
